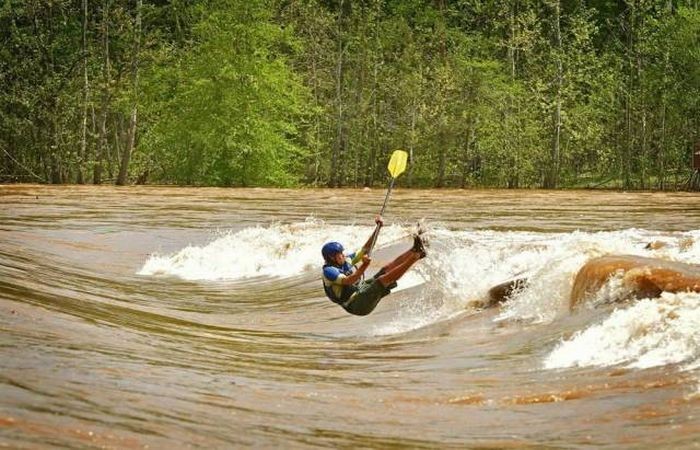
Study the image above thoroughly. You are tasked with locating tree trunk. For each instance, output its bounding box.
[365,26,380,188]
[94,0,110,185]
[638,24,647,190]
[329,0,345,188]
[78,0,88,184]
[310,43,321,185]
[407,102,416,187]
[657,0,673,190]
[544,0,562,189]
[51,116,61,184]
[460,121,473,189]
[659,87,667,191]
[117,0,142,186]
[623,2,634,190]
[435,0,448,188]
[506,0,519,189]
[459,130,470,189]
[436,130,446,188]
[508,1,517,79]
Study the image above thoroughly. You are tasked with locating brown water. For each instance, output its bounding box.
[1,185,699,449]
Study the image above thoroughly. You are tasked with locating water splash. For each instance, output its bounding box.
[544,292,700,370]
[140,222,699,299]
[138,219,410,280]
[139,221,700,362]
[495,229,700,324]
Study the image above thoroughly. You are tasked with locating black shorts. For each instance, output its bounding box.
[343,275,397,316]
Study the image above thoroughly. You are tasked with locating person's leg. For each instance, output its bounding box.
[346,237,427,315]
[381,248,415,272]
[377,251,421,286]
[379,234,427,273]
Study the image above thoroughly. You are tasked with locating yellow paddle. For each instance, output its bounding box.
[368,150,408,255]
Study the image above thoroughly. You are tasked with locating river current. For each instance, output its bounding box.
[1,185,699,448]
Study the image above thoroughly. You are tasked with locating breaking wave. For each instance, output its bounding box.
[139,220,700,372]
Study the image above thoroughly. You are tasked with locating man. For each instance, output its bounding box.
[321,216,427,316]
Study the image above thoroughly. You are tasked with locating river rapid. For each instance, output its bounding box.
[1,185,699,449]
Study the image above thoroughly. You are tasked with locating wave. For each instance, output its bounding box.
[138,220,700,371]
[544,291,700,370]
[138,218,411,280]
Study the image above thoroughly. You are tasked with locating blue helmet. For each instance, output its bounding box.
[321,241,344,261]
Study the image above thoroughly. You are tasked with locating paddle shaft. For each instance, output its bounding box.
[367,177,396,255]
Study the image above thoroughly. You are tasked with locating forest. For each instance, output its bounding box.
[1,0,698,189]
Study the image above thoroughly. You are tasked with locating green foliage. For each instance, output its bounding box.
[1,0,698,188]
[137,0,309,186]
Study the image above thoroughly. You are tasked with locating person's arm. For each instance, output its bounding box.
[360,215,384,255]
[341,254,371,285]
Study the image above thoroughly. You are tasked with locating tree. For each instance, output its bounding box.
[138,0,309,186]
[117,0,142,186]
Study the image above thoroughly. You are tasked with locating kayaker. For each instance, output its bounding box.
[321,216,427,316]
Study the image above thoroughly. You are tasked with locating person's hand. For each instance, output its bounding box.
[361,254,372,266]
[375,215,384,227]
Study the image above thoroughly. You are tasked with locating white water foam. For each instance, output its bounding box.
[138,219,412,281]
[140,222,699,288]
[491,229,700,324]
[360,227,700,334]
[140,221,700,346]
[544,292,700,370]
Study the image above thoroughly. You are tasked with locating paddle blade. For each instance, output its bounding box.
[387,150,408,178]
